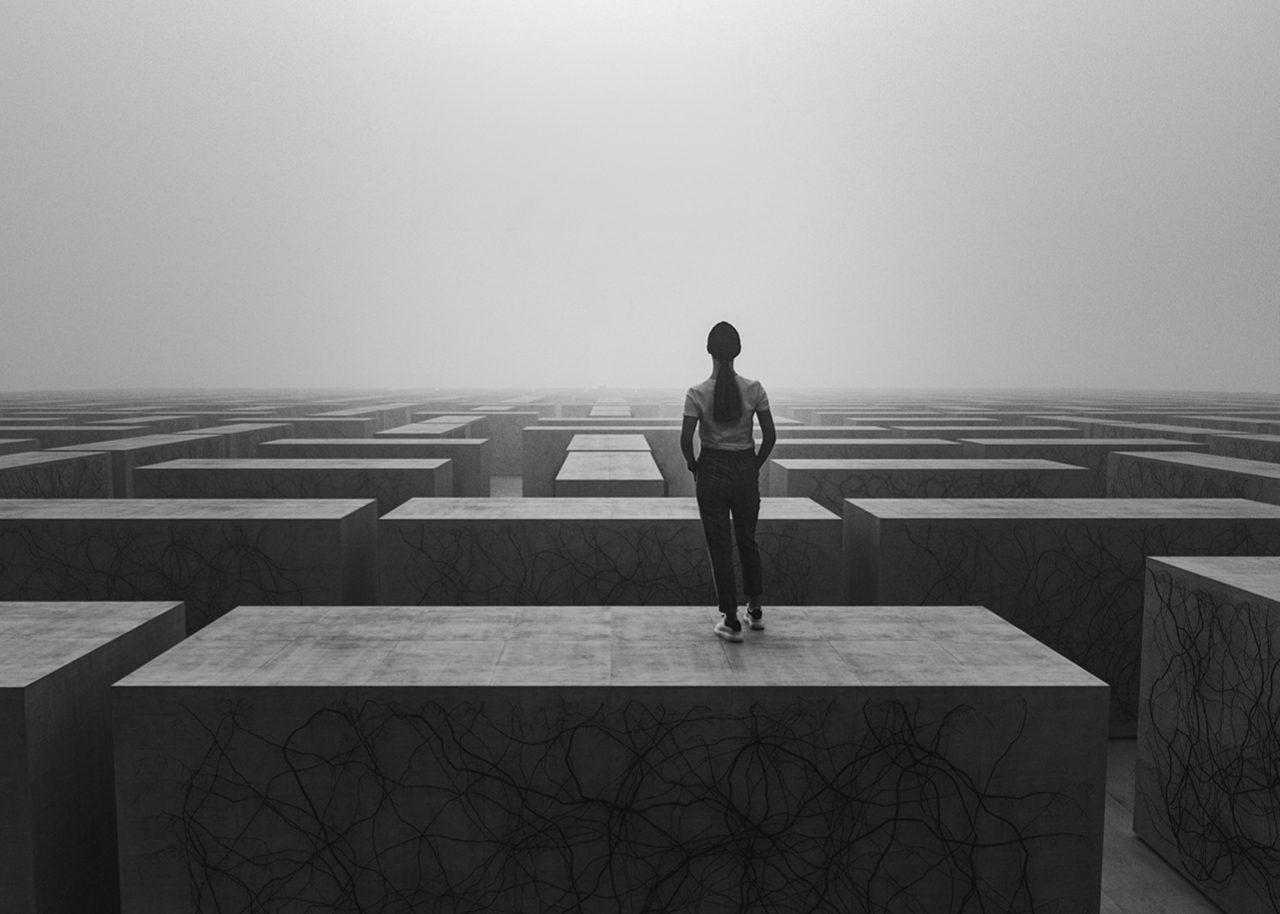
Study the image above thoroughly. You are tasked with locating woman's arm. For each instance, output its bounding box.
[754,409,776,469]
[680,415,699,474]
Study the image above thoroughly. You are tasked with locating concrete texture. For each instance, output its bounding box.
[256,437,489,496]
[0,499,378,632]
[113,604,1107,913]
[0,451,113,497]
[0,425,149,449]
[55,433,228,497]
[960,438,1207,496]
[0,438,41,456]
[772,458,1093,511]
[1108,450,1280,503]
[176,422,295,457]
[380,497,842,605]
[135,458,453,513]
[1136,557,1280,913]
[845,498,1280,734]
[554,451,665,497]
[1,600,184,914]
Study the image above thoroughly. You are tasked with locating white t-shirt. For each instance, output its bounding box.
[683,373,770,451]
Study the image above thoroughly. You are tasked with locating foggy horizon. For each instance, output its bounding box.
[4,2,1278,393]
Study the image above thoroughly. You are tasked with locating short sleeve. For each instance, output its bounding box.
[753,382,770,413]
[682,388,700,418]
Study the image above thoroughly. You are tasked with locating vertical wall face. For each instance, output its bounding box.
[0,502,380,633]
[1,601,186,914]
[842,499,1280,733]
[0,692,35,912]
[112,605,1108,914]
[1136,558,1280,914]
[379,499,842,606]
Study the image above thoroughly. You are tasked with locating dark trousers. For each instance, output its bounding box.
[695,448,762,615]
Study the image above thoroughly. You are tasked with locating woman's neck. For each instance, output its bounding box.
[711,357,732,378]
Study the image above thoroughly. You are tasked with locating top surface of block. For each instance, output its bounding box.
[557,452,663,480]
[1115,451,1280,478]
[52,433,223,451]
[265,437,485,447]
[115,604,1106,689]
[773,438,962,446]
[0,601,183,688]
[141,458,451,471]
[0,451,102,469]
[181,423,293,434]
[959,438,1202,447]
[845,497,1280,520]
[567,434,652,451]
[1147,556,1280,601]
[383,497,838,521]
[0,498,375,520]
[774,458,1084,471]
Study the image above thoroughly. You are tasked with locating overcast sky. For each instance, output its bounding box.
[3,1,1278,393]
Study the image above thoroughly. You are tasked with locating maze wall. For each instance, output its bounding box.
[1,387,1279,912]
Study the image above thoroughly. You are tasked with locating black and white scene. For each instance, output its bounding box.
[2,2,1279,912]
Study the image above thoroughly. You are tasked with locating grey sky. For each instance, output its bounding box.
[3,1,1278,392]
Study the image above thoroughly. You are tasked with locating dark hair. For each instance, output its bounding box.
[707,321,743,423]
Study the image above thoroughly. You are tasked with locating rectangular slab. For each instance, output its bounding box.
[773,458,1092,512]
[225,415,377,437]
[567,433,652,451]
[0,451,113,498]
[135,458,453,513]
[0,438,40,456]
[763,439,968,494]
[1136,557,1280,914]
[176,422,294,457]
[90,415,201,434]
[381,497,842,605]
[2,600,184,914]
[0,425,149,448]
[845,498,1280,733]
[960,438,1206,495]
[113,604,1107,914]
[554,451,665,497]
[54,433,228,497]
[1207,433,1280,464]
[886,425,1083,439]
[0,500,378,633]
[458,410,538,474]
[1108,451,1280,503]
[256,438,489,496]
[1029,417,1235,443]
[524,426,689,496]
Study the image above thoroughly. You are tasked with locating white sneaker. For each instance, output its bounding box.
[715,618,743,643]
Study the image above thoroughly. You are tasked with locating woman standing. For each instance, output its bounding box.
[680,321,776,642]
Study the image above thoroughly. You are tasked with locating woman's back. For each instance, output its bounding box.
[683,373,769,452]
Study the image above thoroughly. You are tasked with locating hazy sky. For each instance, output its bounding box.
[3,2,1278,392]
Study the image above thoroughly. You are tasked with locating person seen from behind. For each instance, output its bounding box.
[680,321,776,643]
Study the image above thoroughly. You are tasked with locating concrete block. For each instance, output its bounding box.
[257,438,489,497]
[0,451,113,498]
[1136,557,1280,913]
[381,497,841,605]
[0,500,378,633]
[135,458,453,513]
[2,600,184,914]
[773,458,1092,512]
[55,433,228,497]
[113,604,1107,914]
[844,498,1280,733]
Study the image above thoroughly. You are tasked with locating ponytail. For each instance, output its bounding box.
[712,360,743,423]
[706,321,743,423]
